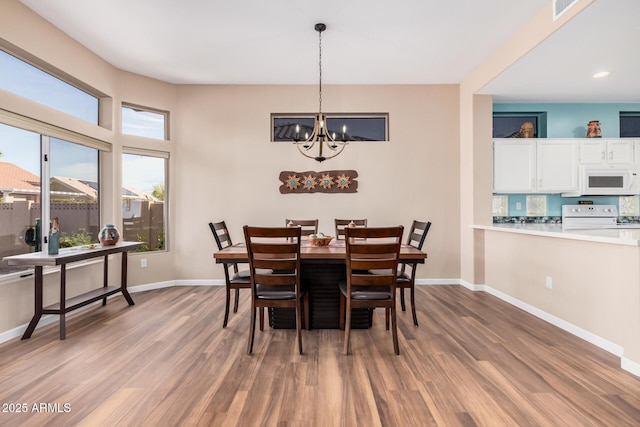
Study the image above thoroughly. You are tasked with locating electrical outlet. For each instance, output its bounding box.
[141,258,148,268]
[545,276,553,289]
[516,202,522,210]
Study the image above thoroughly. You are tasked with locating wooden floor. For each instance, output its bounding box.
[0,285,639,426]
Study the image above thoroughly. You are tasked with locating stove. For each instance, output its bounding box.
[562,204,640,229]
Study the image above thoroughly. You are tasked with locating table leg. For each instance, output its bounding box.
[59,264,66,340]
[102,254,109,306]
[21,266,44,339]
[121,251,135,306]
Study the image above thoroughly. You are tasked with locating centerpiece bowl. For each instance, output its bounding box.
[308,234,333,247]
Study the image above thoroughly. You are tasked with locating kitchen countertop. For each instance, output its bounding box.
[472,223,640,246]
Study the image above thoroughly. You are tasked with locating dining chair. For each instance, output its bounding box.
[385,220,432,327]
[334,218,367,240]
[243,225,309,355]
[209,221,265,330]
[339,226,403,355]
[285,219,319,237]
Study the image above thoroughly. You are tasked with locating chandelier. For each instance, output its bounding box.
[293,23,348,162]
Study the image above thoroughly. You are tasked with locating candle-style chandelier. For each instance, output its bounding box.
[293,23,348,162]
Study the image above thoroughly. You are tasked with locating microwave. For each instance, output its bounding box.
[581,166,640,195]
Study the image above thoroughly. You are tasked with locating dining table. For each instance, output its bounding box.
[214,239,427,329]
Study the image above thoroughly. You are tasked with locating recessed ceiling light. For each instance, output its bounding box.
[593,71,610,79]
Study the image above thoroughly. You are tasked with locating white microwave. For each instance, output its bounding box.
[582,166,640,195]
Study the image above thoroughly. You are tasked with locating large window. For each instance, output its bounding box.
[493,112,547,138]
[122,151,167,252]
[0,123,100,276]
[271,114,389,142]
[122,104,169,140]
[0,49,99,125]
[620,112,640,137]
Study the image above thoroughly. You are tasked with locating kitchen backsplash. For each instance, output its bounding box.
[492,194,640,223]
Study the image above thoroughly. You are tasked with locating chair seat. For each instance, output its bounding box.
[256,284,297,300]
[230,269,251,284]
[230,268,273,284]
[339,280,392,300]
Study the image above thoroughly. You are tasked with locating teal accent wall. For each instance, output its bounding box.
[493,103,640,138]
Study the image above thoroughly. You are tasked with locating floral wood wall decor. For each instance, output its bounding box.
[279,170,358,194]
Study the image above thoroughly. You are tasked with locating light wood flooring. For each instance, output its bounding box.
[0,285,639,426]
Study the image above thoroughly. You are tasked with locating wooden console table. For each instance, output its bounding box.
[3,241,143,340]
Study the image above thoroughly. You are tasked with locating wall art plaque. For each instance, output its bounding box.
[279,170,358,194]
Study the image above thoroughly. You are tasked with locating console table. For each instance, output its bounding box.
[3,241,143,340]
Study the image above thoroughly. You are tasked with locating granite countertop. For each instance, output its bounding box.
[473,223,640,246]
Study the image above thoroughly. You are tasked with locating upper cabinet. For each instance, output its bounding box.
[493,139,578,193]
[580,139,634,165]
[537,139,579,192]
[493,140,536,193]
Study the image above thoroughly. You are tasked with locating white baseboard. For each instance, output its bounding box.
[481,284,624,358]
[2,277,638,377]
[621,357,640,377]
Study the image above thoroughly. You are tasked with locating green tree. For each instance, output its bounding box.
[152,184,164,201]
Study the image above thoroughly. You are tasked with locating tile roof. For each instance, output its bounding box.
[0,161,40,191]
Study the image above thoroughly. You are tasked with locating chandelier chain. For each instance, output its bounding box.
[318,28,322,114]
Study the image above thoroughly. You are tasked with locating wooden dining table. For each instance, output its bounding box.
[214,240,427,329]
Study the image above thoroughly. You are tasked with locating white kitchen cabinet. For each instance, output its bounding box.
[493,140,536,192]
[537,139,579,192]
[493,139,578,193]
[580,139,634,165]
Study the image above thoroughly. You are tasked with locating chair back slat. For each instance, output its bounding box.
[351,273,395,286]
[285,219,319,237]
[335,218,367,240]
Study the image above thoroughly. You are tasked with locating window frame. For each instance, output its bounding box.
[121,102,170,141]
[620,111,640,138]
[121,148,169,253]
[0,117,104,277]
[270,113,389,142]
[493,112,547,138]
[0,46,104,126]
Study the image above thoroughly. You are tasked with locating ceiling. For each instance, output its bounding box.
[19,0,640,103]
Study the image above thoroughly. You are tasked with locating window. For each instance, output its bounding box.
[493,112,547,138]
[122,151,167,252]
[50,138,100,249]
[0,123,100,276]
[271,114,389,142]
[122,104,169,140]
[0,49,99,124]
[620,112,640,137]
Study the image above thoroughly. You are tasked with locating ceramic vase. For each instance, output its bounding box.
[99,224,120,246]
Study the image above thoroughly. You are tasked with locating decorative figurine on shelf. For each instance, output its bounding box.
[586,120,602,138]
[98,224,120,246]
[519,122,535,138]
[48,217,59,255]
[25,219,41,252]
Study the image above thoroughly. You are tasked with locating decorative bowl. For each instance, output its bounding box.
[308,235,333,247]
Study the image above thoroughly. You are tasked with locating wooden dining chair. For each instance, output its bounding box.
[285,219,319,237]
[339,226,403,355]
[244,225,309,355]
[383,220,432,327]
[209,221,265,330]
[334,218,367,240]
[209,221,250,328]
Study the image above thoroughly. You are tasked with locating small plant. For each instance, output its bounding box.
[59,228,94,248]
